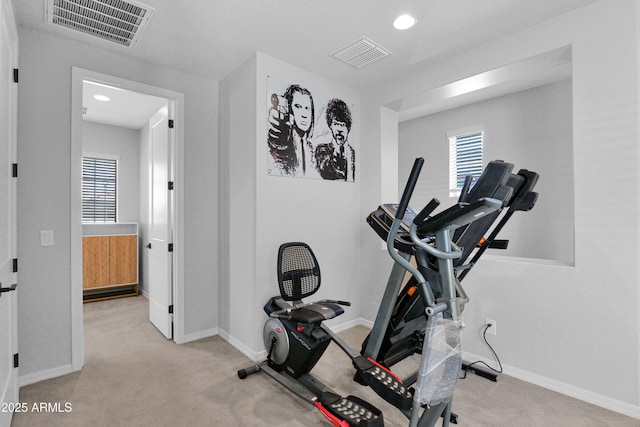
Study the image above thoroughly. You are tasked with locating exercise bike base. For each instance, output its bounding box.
[239,361,384,426]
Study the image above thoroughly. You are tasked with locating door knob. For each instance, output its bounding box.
[145,243,152,249]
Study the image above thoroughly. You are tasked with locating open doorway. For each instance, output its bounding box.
[81,80,167,303]
[70,68,185,371]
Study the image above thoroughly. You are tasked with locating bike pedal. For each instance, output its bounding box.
[316,393,383,427]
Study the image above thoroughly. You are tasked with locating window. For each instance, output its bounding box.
[449,131,483,197]
[82,156,117,223]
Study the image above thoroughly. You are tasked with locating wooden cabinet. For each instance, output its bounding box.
[108,235,138,285]
[82,223,138,301]
[82,236,111,289]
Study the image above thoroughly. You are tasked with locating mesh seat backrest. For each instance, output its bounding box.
[277,242,321,301]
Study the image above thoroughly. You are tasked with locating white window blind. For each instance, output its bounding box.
[82,156,117,223]
[449,131,483,196]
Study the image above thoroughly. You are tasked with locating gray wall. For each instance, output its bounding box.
[398,79,573,264]
[82,121,141,223]
[360,0,639,413]
[13,0,640,418]
[17,28,219,379]
[218,53,362,356]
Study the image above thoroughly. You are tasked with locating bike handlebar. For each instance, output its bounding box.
[413,198,440,225]
[396,158,424,220]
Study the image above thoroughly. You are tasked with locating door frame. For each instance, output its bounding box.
[147,105,174,339]
[0,0,19,423]
[70,68,186,370]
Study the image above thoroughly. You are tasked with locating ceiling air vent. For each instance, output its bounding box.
[46,0,155,48]
[331,36,391,69]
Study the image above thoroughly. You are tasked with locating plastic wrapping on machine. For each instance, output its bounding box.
[414,318,462,406]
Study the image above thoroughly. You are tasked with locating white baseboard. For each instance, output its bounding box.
[330,317,372,333]
[19,364,74,387]
[19,320,639,421]
[218,329,266,362]
[462,351,640,420]
[180,327,218,344]
[355,318,374,329]
[221,320,640,420]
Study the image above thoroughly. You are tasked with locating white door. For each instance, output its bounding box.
[147,106,173,339]
[0,0,19,424]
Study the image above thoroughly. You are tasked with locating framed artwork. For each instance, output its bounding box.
[266,76,356,181]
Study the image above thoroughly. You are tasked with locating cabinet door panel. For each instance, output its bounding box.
[82,236,110,288]
[109,235,137,285]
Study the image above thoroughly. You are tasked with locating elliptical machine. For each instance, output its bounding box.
[362,159,539,380]
[238,157,524,426]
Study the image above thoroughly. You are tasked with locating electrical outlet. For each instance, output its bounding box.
[485,318,497,336]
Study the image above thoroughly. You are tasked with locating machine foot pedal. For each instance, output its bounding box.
[316,392,383,427]
[357,358,413,411]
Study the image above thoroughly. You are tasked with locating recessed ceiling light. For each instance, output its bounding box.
[94,94,110,102]
[393,14,416,30]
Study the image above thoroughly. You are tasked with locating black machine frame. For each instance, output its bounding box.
[238,157,539,427]
[363,159,539,377]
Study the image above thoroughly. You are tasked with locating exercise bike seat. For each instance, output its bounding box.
[270,242,347,324]
[269,300,345,324]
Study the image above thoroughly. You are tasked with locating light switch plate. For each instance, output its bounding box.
[40,230,54,246]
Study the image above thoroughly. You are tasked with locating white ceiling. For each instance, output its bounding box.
[13,0,595,127]
[83,81,168,129]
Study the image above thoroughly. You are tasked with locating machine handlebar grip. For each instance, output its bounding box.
[319,299,351,306]
[458,175,474,203]
[413,198,440,225]
[396,158,424,220]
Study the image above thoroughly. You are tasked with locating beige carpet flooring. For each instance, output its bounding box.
[11,296,640,426]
